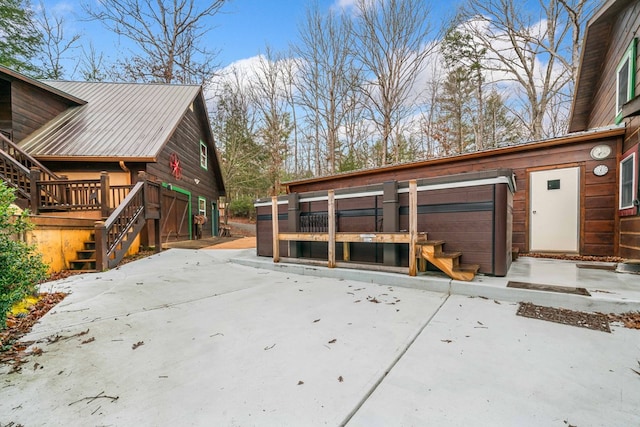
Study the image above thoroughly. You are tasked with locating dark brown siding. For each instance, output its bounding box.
[146,103,222,239]
[619,217,640,258]
[10,80,73,142]
[587,2,640,130]
[289,137,622,257]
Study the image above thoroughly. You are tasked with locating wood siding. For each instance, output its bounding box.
[619,216,640,258]
[586,2,640,131]
[146,102,222,239]
[10,80,74,142]
[288,137,622,257]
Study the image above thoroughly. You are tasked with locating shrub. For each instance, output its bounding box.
[0,182,48,329]
[228,196,255,219]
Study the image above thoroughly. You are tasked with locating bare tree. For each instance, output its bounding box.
[293,2,357,175]
[250,47,292,196]
[35,2,81,79]
[281,52,300,176]
[211,67,265,219]
[457,0,593,139]
[78,43,110,81]
[352,0,435,165]
[82,0,225,84]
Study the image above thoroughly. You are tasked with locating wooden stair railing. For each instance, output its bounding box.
[0,148,31,199]
[0,132,64,208]
[95,176,161,271]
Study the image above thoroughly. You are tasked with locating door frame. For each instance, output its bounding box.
[211,200,219,237]
[525,163,585,253]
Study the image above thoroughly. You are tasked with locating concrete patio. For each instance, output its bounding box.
[1,248,638,426]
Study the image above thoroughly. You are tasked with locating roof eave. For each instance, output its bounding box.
[33,156,156,163]
[0,65,87,106]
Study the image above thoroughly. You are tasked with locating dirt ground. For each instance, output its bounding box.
[162,219,256,250]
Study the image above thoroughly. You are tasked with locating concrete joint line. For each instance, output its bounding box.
[339,294,451,426]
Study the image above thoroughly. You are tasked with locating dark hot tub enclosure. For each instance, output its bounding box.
[255,169,515,277]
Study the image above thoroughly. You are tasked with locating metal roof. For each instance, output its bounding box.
[19,81,202,160]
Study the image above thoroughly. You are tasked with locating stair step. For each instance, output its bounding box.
[70,258,96,263]
[416,240,445,246]
[454,264,480,274]
[434,251,462,259]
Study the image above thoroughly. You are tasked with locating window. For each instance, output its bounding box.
[198,197,207,216]
[616,39,636,123]
[620,152,636,210]
[200,141,208,170]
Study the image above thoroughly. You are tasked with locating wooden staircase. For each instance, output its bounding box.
[416,240,480,281]
[69,234,97,272]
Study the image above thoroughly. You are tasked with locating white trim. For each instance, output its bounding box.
[398,176,513,193]
[254,176,512,207]
[619,152,637,210]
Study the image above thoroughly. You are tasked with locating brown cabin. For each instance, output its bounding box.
[0,66,225,271]
[569,0,640,259]
[254,0,640,278]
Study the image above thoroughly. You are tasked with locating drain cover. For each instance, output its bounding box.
[507,281,590,296]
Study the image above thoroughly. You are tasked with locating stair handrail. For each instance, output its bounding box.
[95,180,144,270]
[0,132,60,181]
[94,175,162,270]
[0,148,31,199]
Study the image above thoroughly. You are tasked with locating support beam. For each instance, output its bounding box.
[409,180,417,276]
[100,171,110,218]
[288,192,300,257]
[328,190,336,268]
[383,180,399,265]
[272,196,279,263]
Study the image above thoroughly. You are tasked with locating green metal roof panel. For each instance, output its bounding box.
[19,81,201,159]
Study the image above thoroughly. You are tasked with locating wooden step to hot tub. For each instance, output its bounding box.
[416,240,479,281]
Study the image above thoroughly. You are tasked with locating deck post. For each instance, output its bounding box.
[272,196,279,262]
[383,180,399,266]
[29,167,41,214]
[100,171,110,218]
[95,220,107,271]
[288,192,300,258]
[328,190,336,268]
[409,180,417,276]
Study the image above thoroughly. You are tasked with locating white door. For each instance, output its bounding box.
[530,167,580,252]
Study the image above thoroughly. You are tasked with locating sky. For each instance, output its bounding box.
[39,0,458,78]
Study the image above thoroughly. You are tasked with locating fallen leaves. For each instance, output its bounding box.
[1,292,67,370]
[607,312,640,329]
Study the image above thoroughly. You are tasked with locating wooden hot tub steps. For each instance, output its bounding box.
[416,241,479,282]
